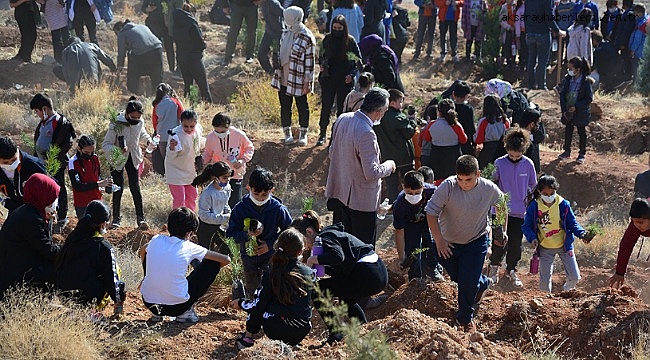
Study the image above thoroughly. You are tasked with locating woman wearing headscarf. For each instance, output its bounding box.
[0,173,60,300]
[358,34,404,93]
[272,6,316,146]
[317,15,361,146]
[55,200,125,316]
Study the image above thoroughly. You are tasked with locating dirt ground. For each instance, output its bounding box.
[2,2,650,358]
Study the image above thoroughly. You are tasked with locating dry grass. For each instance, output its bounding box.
[0,102,39,134]
[59,82,121,118]
[136,173,173,228]
[115,248,143,292]
[0,287,101,360]
[229,76,321,133]
[593,90,650,121]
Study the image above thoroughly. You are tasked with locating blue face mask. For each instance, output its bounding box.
[218,180,229,188]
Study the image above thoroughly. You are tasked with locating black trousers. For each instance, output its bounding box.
[51,27,71,64]
[314,259,387,333]
[563,123,587,156]
[327,198,377,247]
[246,312,311,346]
[489,216,524,271]
[15,6,36,62]
[127,48,164,95]
[439,20,458,56]
[229,178,243,209]
[143,259,221,316]
[465,25,482,58]
[111,154,144,221]
[72,7,97,43]
[53,162,68,220]
[257,32,279,74]
[196,220,229,255]
[224,3,258,59]
[279,86,309,128]
[177,53,212,102]
[318,77,353,133]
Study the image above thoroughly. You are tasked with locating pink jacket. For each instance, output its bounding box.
[325,110,393,212]
[202,126,254,180]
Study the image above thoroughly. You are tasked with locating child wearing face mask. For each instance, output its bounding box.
[68,135,113,219]
[392,170,442,281]
[0,136,47,214]
[202,113,254,208]
[558,56,594,164]
[192,161,233,254]
[522,174,590,293]
[102,97,153,229]
[487,126,537,288]
[226,167,292,298]
[55,200,126,319]
[165,109,204,211]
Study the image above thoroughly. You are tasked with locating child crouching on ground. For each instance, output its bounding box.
[393,170,442,281]
[231,228,314,349]
[522,175,589,292]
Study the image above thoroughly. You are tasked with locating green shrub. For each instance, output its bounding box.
[636,35,650,95]
[481,0,503,78]
[45,145,61,176]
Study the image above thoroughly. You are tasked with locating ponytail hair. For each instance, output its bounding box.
[57,200,110,267]
[269,228,308,305]
[437,98,458,126]
[191,161,232,187]
[290,210,322,235]
[568,56,591,76]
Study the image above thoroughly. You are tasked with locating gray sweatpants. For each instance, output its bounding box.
[538,246,580,293]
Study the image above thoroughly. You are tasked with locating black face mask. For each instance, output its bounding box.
[126,116,141,125]
[507,156,522,163]
[332,29,345,38]
[80,153,93,160]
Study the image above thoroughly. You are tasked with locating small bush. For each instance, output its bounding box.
[636,36,650,95]
[59,82,119,118]
[0,103,38,134]
[45,144,61,176]
[0,287,101,360]
[115,248,143,292]
[480,0,503,78]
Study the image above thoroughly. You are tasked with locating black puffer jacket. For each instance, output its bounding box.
[317,223,375,278]
[56,235,124,306]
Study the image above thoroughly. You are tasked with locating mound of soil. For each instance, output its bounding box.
[368,279,458,322]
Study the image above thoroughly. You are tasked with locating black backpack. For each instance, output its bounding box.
[209,0,231,25]
[502,89,530,125]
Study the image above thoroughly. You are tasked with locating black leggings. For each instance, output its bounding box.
[196,220,229,255]
[143,259,221,317]
[314,259,388,333]
[72,7,97,43]
[15,5,36,62]
[111,154,144,221]
[177,53,212,103]
[246,313,311,346]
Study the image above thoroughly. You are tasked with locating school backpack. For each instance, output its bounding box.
[502,89,530,125]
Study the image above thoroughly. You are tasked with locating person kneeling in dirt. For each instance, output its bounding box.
[53,37,117,95]
[0,174,60,301]
[139,207,231,323]
[425,155,505,333]
[609,198,650,289]
[393,170,443,282]
[231,228,315,349]
[55,200,125,319]
[291,210,388,345]
[522,175,591,293]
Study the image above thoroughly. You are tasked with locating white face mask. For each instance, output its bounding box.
[567,69,575,77]
[45,198,58,217]
[250,194,271,206]
[100,227,107,235]
[214,130,230,139]
[373,119,382,126]
[540,193,556,204]
[0,157,20,172]
[404,193,423,205]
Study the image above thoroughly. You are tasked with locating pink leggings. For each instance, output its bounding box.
[169,184,198,211]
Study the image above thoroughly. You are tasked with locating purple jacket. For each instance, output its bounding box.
[325,110,393,212]
[492,154,537,218]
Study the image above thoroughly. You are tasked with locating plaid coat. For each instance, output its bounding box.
[461,0,487,40]
[271,31,316,97]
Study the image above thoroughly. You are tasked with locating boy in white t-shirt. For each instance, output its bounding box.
[139,207,231,322]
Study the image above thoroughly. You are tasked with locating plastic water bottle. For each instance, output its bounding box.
[311,236,325,277]
[511,43,517,58]
[377,198,390,220]
[105,184,122,194]
[552,39,558,52]
[529,251,540,274]
[146,134,160,153]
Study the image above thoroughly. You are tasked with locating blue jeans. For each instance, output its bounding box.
[438,234,490,324]
[526,32,551,89]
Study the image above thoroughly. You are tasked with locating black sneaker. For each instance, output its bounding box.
[236,333,254,350]
[316,133,326,146]
[110,216,121,230]
[558,151,571,159]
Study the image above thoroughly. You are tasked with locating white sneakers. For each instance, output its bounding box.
[563,278,579,291]
[298,127,308,146]
[175,306,199,323]
[283,127,294,144]
[283,127,308,146]
[489,266,523,288]
[507,269,523,288]
[488,265,499,284]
